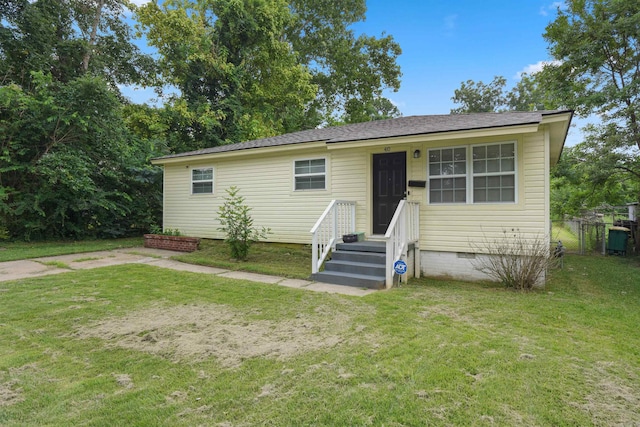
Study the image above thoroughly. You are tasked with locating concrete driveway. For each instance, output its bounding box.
[0,247,376,297]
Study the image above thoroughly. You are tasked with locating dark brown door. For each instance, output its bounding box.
[373,152,406,234]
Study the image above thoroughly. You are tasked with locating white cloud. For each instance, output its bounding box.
[128,0,151,6]
[540,2,568,16]
[514,60,562,79]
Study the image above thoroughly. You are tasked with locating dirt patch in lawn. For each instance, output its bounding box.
[75,303,369,368]
[0,380,23,407]
[0,363,38,407]
[579,361,640,425]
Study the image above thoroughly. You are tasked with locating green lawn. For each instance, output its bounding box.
[1,255,639,425]
[173,239,313,279]
[0,237,143,262]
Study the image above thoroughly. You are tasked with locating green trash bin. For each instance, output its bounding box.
[608,226,630,255]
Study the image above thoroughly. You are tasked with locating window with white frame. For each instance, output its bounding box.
[294,158,326,190]
[428,147,467,203]
[472,143,515,203]
[428,142,516,204]
[191,167,213,194]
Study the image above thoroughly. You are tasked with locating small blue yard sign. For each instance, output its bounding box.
[393,260,407,275]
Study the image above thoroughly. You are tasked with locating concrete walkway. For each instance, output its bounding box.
[0,247,376,297]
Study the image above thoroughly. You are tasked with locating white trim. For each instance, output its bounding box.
[293,157,327,191]
[191,166,214,195]
[427,141,518,205]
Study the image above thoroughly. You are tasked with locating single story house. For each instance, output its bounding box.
[152,110,573,289]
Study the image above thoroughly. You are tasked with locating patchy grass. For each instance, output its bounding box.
[0,255,639,425]
[35,260,70,269]
[173,239,312,279]
[71,257,102,263]
[0,237,143,262]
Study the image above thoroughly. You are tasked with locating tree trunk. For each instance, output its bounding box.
[82,0,105,72]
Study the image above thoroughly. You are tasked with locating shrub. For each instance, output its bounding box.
[217,186,270,261]
[471,229,553,290]
[149,225,182,236]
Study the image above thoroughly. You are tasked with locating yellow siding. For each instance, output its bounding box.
[161,128,551,250]
[415,131,549,252]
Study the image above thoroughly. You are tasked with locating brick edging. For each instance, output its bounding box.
[143,234,200,252]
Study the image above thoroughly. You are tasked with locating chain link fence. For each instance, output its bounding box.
[552,207,638,255]
[551,219,607,255]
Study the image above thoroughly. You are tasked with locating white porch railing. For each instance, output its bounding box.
[310,200,357,275]
[384,200,420,288]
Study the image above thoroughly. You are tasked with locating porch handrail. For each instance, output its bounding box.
[310,200,357,275]
[384,200,420,288]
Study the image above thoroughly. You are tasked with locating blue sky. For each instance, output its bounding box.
[357,0,563,114]
[124,0,584,144]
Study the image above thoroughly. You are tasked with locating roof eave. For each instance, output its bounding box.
[151,140,328,165]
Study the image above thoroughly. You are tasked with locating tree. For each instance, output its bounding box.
[450,74,555,113]
[286,0,402,126]
[0,72,162,239]
[135,0,402,150]
[542,0,640,184]
[0,0,154,88]
[550,130,640,218]
[0,0,161,240]
[136,0,317,150]
[217,186,270,261]
[451,76,508,113]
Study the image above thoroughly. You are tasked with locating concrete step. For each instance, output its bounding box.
[324,259,386,277]
[311,270,385,290]
[331,250,386,265]
[336,241,386,253]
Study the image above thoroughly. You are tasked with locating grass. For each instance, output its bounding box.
[173,239,313,279]
[35,260,70,269]
[1,254,639,425]
[0,237,143,262]
[551,222,581,252]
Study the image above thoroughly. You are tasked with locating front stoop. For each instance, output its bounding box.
[311,241,386,289]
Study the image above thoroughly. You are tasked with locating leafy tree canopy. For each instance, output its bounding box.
[135,0,402,151]
[450,74,556,114]
[541,0,640,213]
[0,0,160,240]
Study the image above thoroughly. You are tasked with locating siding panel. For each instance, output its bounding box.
[161,129,551,252]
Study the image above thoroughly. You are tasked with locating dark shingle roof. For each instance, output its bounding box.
[154,110,570,161]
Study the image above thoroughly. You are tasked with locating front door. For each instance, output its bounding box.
[373,152,406,234]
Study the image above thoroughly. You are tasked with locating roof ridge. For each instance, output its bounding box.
[154,110,572,161]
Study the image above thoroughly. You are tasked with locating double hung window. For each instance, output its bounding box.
[294,159,326,190]
[428,142,516,204]
[192,167,213,194]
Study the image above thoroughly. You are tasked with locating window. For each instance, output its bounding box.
[428,142,516,204]
[294,158,326,190]
[428,147,467,203]
[192,167,213,194]
[472,143,515,202]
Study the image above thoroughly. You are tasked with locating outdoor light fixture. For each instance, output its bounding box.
[413,149,421,159]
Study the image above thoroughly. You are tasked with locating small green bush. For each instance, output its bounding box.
[149,225,182,236]
[217,186,270,261]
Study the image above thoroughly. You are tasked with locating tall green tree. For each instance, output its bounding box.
[0,0,154,87]
[136,0,317,150]
[551,141,640,218]
[136,0,402,151]
[450,74,555,113]
[286,0,402,126]
[0,73,161,239]
[0,0,161,240]
[542,0,640,185]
